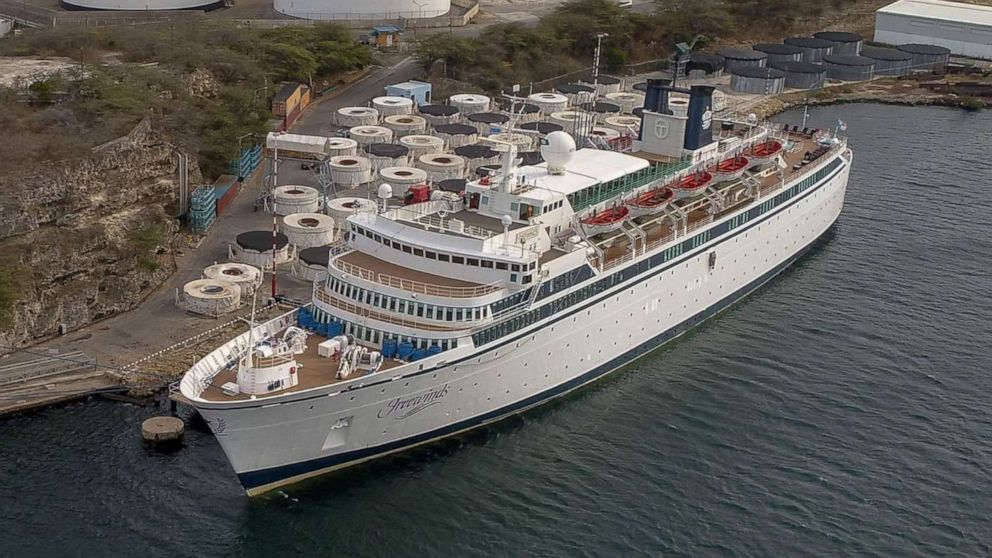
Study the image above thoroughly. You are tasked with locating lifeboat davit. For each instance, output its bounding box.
[580,206,629,236]
[674,171,713,199]
[713,155,750,183]
[749,140,784,166]
[626,187,676,218]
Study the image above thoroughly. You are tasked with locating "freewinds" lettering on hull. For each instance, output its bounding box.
[377,384,450,420]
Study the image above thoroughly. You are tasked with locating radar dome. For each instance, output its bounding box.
[541,131,576,175]
[378,183,393,199]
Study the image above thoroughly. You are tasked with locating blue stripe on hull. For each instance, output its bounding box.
[237,225,837,492]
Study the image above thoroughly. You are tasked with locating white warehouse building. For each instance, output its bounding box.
[274,0,449,19]
[62,0,220,8]
[875,0,992,59]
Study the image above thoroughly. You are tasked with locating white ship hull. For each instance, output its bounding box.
[191,151,851,495]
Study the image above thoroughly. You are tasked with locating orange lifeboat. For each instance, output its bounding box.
[580,206,630,236]
[626,187,676,218]
[749,140,784,166]
[675,171,713,198]
[713,155,750,183]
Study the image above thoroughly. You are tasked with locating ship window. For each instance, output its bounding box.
[495,262,508,271]
[455,308,463,320]
[426,251,437,260]
[467,258,479,266]
[373,234,381,242]
[511,273,518,282]
[511,264,520,272]
[452,256,465,264]
[402,245,412,254]
[427,306,435,319]
[383,239,392,248]
[481,195,490,205]
[481,260,493,269]
[417,305,425,318]
[388,299,397,311]
[510,202,519,211]
[439,254,450,262]
[529,262,536,270]
[446,309,454,321]
[414,248,424,257]
[523,275,533,284]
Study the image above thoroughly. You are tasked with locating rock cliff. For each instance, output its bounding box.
[0,117,201,353]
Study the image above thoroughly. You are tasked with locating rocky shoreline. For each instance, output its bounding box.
[753,76,988,120]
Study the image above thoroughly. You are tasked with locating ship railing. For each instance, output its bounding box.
[313,283,474,332]
[330,257,503,299]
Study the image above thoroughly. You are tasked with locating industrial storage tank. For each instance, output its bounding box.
[467,112,509,136]
[667,93,690,117]
[178,279,241,317]
[716,48,767,74]
[273,185,320,215]
[417,153,467,181]
[274,0,449,20]
[327,197,376,228]
[328,155,372,187]
[231,231,292,269]
[326,137,358,157]
[381,114,427,137]
[772,61,827,90]
[282,213,336,249]
[555,83,595,106]
[505,102,541,122]
[371,96,414,116]
[202,263,262,299]
[813,31,863,56]
[604,91,645,114]
[588,126,621,143]
[527,93,569,115]
[578,75,622,95]
[449,94,491,115]
[65,0,220,8]
[335,106,379,127]
[686,52,725,77]
[549,110,595,138]
[377,166,428,194]
[434,123,478,148]
[399,135,445,159]
[481,132,533,152]
[822,54,875,82]
[590,101,621,115]
[519,121,564,141]
[294,247,330,282]
[730,67,786,95]
[896,44,951,70]
[860,46,913,76]
[418,104,460,127]
[602,115,641,134]
[783,37,835,63]
[753,43,804,65]
[454,144,500,175]
[349,125,393,147]
[366,143,410,171]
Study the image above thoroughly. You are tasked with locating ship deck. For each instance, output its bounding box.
[198,333,402,402]
[596,132,831,270]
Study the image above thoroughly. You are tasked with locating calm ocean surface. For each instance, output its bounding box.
[2,105,991,557]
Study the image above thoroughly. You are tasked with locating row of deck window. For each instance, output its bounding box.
[327,277,488,322]
[311,305,456,351]
[473,157,844,347]
[348,225,536,275]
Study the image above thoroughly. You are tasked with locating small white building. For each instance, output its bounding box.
[875,0,992,59]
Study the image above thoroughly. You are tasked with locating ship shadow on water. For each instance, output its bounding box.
[256,227,840,500]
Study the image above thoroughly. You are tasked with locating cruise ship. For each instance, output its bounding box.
[178,80,853,496]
